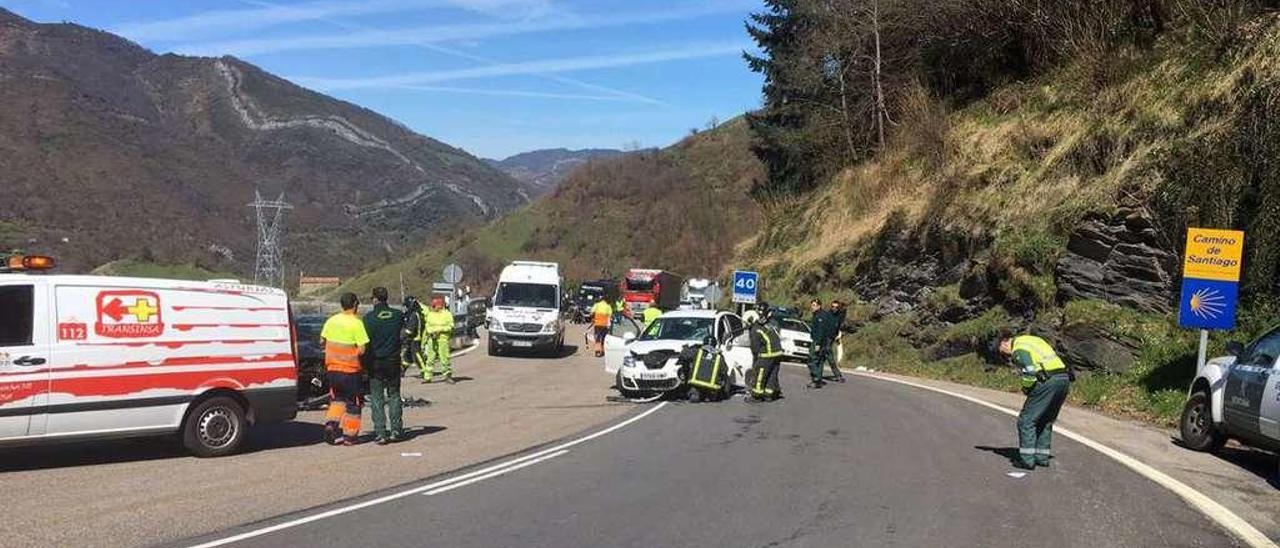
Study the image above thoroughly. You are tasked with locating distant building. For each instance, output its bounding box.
[298,275,341,296]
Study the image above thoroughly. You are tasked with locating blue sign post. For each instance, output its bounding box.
[1177,228,1245,370]
[732,270,759,305]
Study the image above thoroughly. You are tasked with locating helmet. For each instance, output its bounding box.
[403,296,418,310]
[756,302,772,320]
[742,310,761,324]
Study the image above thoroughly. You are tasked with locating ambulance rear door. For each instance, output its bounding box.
[0,278,51,439]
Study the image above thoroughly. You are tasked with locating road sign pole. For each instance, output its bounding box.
[1196,329,1209,372]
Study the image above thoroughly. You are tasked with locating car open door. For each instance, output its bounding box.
[717,314,754,388]
[0,280,50,439]
[604,317,641,375]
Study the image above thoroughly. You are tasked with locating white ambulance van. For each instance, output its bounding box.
[487,261,564,356]
[0,255,298,457]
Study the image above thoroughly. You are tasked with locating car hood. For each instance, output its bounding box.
[626,339,698,356]
[780,329,811,342]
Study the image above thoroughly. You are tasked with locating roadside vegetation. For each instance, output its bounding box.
[90,259,235,281]
[738,0,1280,426]
[340,117,764,297]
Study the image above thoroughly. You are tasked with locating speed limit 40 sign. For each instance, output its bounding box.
[732,270,759,304]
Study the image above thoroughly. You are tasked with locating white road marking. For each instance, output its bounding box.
[1006,472,1027,479]
[184,401,668,548]
[451,342,481,358]
[422,450,569,496]
[853,371,1278,548]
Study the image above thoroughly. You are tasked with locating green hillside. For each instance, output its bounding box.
[341,117,763,297]
[737,1,1280,424]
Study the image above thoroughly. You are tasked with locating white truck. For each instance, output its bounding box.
[682,278,718,310]
[487,261,565,356]
[1179,327,1280,456]
[0,254,298,457]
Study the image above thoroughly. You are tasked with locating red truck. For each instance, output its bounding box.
[621,269,684,316]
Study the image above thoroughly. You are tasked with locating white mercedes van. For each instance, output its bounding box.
[487,261,564,356]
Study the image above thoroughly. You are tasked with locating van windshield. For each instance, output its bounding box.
[495,283,558,309]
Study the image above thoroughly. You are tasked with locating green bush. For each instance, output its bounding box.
[943,307,1012,345]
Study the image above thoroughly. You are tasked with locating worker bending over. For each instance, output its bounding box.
[998,334,1073,470]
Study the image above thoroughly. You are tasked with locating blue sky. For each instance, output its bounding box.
[7,0,765,159]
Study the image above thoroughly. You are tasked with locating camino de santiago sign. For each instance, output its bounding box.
[1178,228,1245,330]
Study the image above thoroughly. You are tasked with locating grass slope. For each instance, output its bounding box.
[739,21,1280,425]
[341,118,764,298]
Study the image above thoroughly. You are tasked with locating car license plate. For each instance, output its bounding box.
[512,341,533,348]
[639,372,667,380]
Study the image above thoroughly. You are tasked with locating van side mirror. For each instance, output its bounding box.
[1226,341,1245,357]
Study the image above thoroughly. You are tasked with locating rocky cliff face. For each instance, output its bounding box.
[0,9,528,276]
[1055,209,1178,314]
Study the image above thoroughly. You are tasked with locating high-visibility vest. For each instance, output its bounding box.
[321,312,368,374]
[643,307,662,326]
[592,301,613,327]
[1013,335,1066,388]
[425,309,454,336]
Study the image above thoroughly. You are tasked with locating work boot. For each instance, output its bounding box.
[1012,459,1035,471]
[833,376,846,383]
[807,381,823,389]
[446,375,457,385]
[389,431,407,443]
[375,435,390,446]
[340,437,358,446]
[1035,457,1052,468]
[323,423,340,445]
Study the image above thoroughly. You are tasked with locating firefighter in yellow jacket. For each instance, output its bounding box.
[423,295,456,384]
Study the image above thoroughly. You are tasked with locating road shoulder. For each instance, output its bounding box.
[852,370,1279,543]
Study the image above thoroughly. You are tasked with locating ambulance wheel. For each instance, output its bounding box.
[488,336,500,356]
[183,396,247,458]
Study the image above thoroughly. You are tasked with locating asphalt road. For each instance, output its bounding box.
[0,329,632,548]
[187,367,1239,548]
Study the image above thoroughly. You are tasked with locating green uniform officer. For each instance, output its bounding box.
[423,296,455,384]
[999,334,1073,470]
[362,287,405,444]
[806,299,835,388]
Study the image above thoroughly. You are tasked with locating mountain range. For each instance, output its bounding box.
[0,8,529,277]
[486,148,628,196]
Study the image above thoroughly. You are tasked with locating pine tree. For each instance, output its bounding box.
[744,0,822,197]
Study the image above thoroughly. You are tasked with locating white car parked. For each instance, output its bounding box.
[774,317,813,362]
[1179,327,1280,455]
[603,310,756,401]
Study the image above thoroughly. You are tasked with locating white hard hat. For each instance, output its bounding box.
[742,310,761,324]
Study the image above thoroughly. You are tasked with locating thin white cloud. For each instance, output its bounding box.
[386,84,640,101]
[292,43,749,90]
[168,2,755,57]
[112,0,558,42]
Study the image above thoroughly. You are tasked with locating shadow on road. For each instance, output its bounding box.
[0,421,330,472]
[1170,437,1279,488]
[974,445,1020,464]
